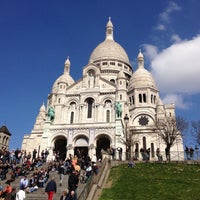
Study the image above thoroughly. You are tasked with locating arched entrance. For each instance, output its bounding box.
[74,136,89,158]
[54,136,67,161]
[96,136,111,161]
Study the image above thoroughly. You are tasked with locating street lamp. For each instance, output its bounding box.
[124,114,129,160]
[195,145,199,161]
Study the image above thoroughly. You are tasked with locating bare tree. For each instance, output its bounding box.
[119,131,139,160]
[156,116,188,161]
[191,120,200,146]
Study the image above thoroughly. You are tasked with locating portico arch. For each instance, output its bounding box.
[96,134,111,161]
[74,136,89,158]
[53,135,67,161]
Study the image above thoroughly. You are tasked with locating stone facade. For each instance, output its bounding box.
[22,18,184,161]
[0,125,11,149]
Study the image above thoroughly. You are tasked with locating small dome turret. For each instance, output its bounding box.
[52,57,75,93]
[128,51,157,90]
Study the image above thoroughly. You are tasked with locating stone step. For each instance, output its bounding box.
[2,162,86,200]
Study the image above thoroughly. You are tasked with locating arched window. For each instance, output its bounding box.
[70,102,76,109]
[151,94,153,103]
[129,97,132,104]
[139,94,142,103]
[143,93,146,103]
[142,137,146,150]
[135,143,139,158]
[110,79,115,84]
[151,143,155,157]
[5,137,8,145]
[154,95,156,104]
[106,110,110,122]
[3,136,6,144]
[70,112,74,124]
[132,96,135,104]
[120,94,122,100]
[104,100,112,107]
[86,98,94,118]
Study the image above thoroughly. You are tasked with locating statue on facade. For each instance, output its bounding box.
[115,102,122,118]
[88,73,95,88]
[47,106,55,121]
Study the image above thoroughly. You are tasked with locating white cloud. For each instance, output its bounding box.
[155,24,166,31]
[162,94,189,109]
[171,34,182,43]
[143,44,158,60]
[156,1,181,30]
[167,1,182,13]
[160,1,181,23]
[143,35,200,109]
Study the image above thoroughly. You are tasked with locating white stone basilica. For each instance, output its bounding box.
[22,18,183,161]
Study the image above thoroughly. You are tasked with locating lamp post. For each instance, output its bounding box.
[195,145,199,161]
[124,114,129,160]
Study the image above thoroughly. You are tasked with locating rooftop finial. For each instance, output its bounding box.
[137,49,144,69]
[64,56,71,73]
[106,17,114,41]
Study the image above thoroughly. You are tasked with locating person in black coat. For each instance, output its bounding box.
[68,170,79,193]
[45,177,57,200]
[67,190,78,200]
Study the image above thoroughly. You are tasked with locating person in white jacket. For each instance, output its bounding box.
[16,187,26,200]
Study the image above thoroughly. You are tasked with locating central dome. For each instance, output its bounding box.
[89,18,131,66]
[89,39,130,65]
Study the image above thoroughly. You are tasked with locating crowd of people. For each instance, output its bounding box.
[0,147,99,200]
[0,147,50,199]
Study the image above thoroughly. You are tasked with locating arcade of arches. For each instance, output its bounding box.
[53,135,111,161]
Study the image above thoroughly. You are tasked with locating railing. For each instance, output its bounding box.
[78,158,108,200]
[111,150,200,162]
[78,175,93,200]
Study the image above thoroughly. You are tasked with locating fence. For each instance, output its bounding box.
[110,150,200,162]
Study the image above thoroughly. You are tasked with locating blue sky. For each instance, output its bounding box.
[0,0,200,149]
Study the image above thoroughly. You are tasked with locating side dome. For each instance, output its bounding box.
[128,51,157,90]
[89,17,131,66]
[52,74,74,93]
[129,68,157,89]
[51,57,75,93]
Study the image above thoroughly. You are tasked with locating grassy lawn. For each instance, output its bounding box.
[99,162,200,200]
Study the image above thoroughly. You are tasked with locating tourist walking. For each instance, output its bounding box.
[45,177,57,200]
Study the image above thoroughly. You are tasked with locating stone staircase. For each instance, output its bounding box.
[2,163,86,200]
